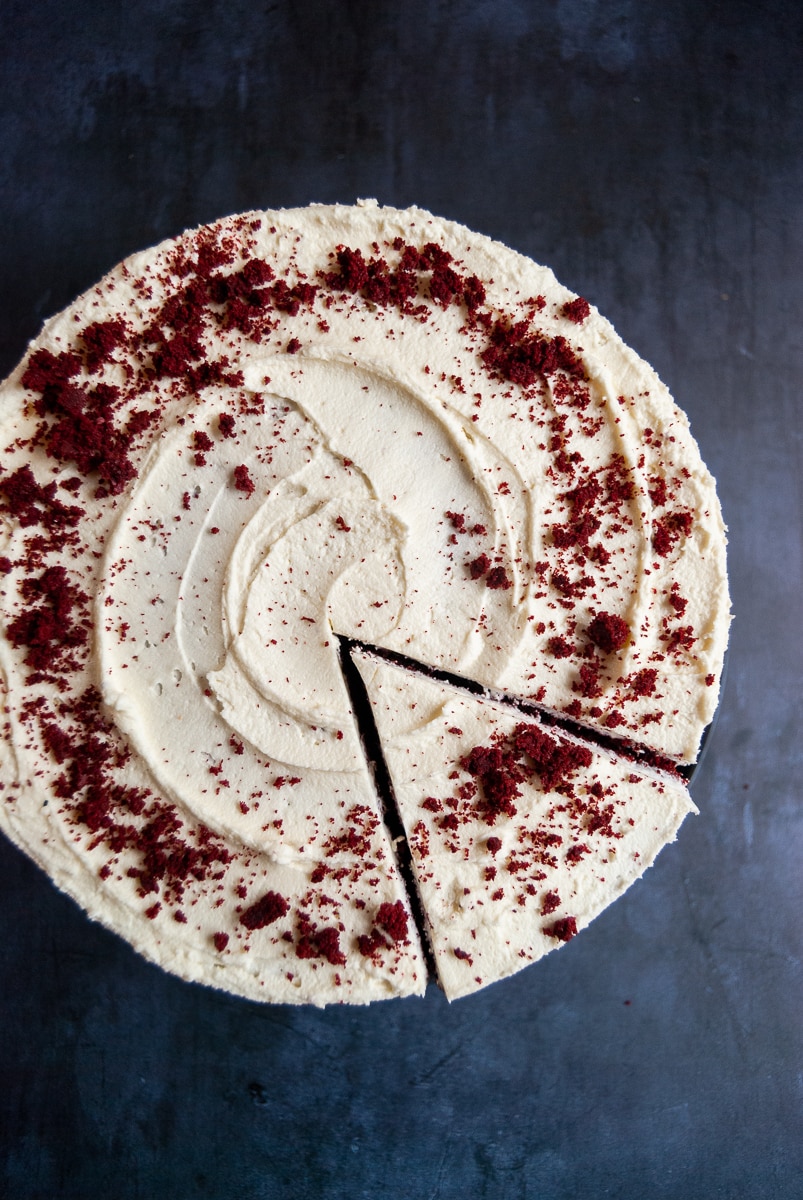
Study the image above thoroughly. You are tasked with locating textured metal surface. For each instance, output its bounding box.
[0,2,801,1197]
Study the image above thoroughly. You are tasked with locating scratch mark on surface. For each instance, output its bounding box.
[414,1045,461,1087]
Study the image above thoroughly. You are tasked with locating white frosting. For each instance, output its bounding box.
[0,203,729,1004]
[352,650,696,1000]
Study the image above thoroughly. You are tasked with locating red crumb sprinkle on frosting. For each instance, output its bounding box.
[376,899,409,943]
[239,891,289,930]
[545,916,578,941]
[233,464,255,494]
[218,412,236,438]
[587,612,630,654]
[562,297,591,324]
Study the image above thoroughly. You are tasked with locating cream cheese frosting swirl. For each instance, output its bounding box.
[0,202,729,1004]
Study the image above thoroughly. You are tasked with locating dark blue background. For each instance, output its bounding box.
[1,2,801,1196]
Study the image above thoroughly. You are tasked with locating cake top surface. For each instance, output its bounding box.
[0,202,729,1004]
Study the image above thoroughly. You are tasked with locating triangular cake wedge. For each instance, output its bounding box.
[352,650,696,1001]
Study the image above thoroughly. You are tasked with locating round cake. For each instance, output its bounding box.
[0,201,729,1004]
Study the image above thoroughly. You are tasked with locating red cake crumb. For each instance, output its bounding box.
[233,464,255,494]
[295,913,347,965]
[21,347,82,394]
[486,566,512,590]
[548,636,574,659]
[562,297,591,324]
[429,263,463,307]
[481,321,585,389]
[461,743,521,821]
[468,554,491,579]
[574,663,602,698]
[629,668,658,697]
[376,900,409,944]
[314,928,347,966]
[358,931,386,958]
[668,591,688,616]
[240,891,289,930]
[662,625,696,653]
[545,916,578,941]
[327,246,370,292]
[653,510,694,556]
[81,318,129,371]
[587,612,630,654]
[648,477,668,507]
[513,724,593,790]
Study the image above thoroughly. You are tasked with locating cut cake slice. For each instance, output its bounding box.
[352,649,696,1001]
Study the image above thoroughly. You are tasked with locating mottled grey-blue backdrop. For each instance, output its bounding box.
[0,2,800,1197]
